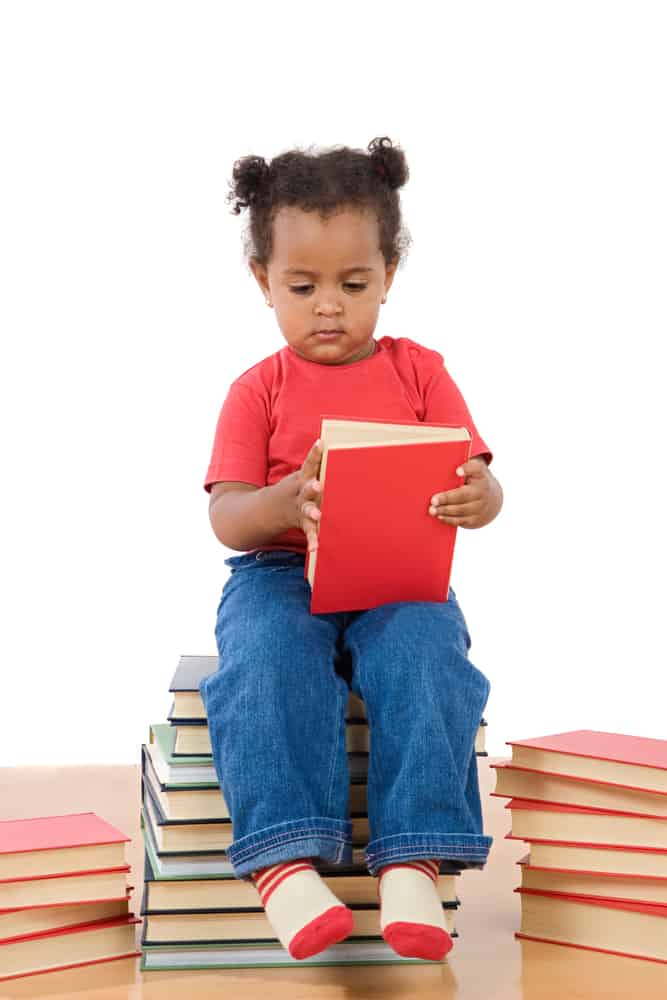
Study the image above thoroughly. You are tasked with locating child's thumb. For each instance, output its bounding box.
[305,439,321,465]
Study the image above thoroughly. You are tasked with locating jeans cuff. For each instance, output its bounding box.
[365,832,493,877]
[227,816,354,879]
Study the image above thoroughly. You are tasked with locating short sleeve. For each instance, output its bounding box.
[423,366,493,465]
[203,380,269,492]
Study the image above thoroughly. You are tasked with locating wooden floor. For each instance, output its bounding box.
[1,759,667,999]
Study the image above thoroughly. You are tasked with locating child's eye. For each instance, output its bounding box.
[289,283,368,295]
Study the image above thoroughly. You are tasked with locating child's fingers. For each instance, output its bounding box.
[304,517,319,552]
[301,439,322,475]
[302,500,321,520]
[442,485,473,505]
[431,498,485,520]
[429,484,474,510]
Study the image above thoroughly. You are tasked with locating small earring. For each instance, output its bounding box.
[266,299,272,307]
[381,297,387,304]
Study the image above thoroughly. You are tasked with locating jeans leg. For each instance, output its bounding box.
[199,553,353,880]
[342,589,492,875]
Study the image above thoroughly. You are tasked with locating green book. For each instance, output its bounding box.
[140,934,456,970]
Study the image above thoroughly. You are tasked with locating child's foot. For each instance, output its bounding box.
[252,858,354,960]
[378,859,453,960]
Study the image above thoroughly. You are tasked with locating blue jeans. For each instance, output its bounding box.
[199,549,492,881]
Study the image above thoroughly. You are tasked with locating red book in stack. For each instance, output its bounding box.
[492,729,667,963]
[0,812,140,981]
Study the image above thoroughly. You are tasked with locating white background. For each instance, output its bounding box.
[1,2,665,765]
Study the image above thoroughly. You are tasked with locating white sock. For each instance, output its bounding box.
[378,860,453,960]
[252,858,354,960]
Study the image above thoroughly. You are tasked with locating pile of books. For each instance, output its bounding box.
[492,729,667,964]
[139,654,489,970]
[0,812,139,982]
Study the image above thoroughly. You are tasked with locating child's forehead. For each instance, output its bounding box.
[271,204,381,268]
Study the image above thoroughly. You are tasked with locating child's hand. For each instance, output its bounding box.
[428,457,503,529]
[280,440,323,553]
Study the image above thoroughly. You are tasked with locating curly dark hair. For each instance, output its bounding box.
[225,136,412,272]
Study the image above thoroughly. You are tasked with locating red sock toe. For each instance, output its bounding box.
[383,920,453,960]
[288,904,355,960]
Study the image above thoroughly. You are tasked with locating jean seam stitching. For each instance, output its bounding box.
[325,673,346,818]
[231,828,352,863]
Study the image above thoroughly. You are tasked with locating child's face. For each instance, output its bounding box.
[250,205,397,365]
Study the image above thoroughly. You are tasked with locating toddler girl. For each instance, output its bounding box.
[200,136,504,962]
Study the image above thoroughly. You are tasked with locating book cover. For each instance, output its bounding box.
[492,762,667,815]
[508,730,667,770]
[0,867,131,912]
[506,797,667,850]
[140,934,456,969]
[305,417,472,614]
[517,856,667,905]
[0,915,140,982]
[140,907,457,947]
[169,656,218,693]
[150,722,216,767]
[516,886,667,915]
[0,813,130,856]
[507,797,667,821]
[506,831,667,854]
[0,895,132,946]
[515,888,667,963]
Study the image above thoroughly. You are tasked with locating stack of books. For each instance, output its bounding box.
[140,654,489,970]
[0,812,140,982]
[491,730,667,964]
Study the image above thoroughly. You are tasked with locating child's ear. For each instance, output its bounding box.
[384,257,399,295]
[249,259,270,299]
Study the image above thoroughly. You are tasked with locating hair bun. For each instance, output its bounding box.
[227,155,272,214]
[367,136,409,190]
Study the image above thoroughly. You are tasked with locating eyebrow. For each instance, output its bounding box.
[282,267,375,276]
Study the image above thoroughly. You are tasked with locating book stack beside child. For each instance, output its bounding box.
[492,730,667,964]
[0,812,140,982]
[139,654,489,969]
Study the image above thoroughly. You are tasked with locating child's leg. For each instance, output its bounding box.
[199,551,354,956]
[342,588,492,957]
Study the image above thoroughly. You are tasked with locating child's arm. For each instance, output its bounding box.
[209,441,323,552]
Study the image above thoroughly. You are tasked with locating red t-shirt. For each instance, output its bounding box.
[204,335,493,555]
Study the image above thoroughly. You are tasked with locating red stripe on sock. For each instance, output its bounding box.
[253,860,315,906]
[254,859,312,894]
[379,860,439,883]
[253,862,297,896]
[377,859,440,903]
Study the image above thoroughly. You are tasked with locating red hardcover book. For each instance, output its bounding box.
[0,890,133,944]
[505,797,667,850]
[506,832,667,853]
[0,813,131,881]
[491,761,667,815]
[0,865,132,910]
[515,887,667,964]
[305,416,472,614]
[517,855,667,906]
[507,834,667,879]
[0,813,131,854]
[505,730,667,794]
[0,914,140,982]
